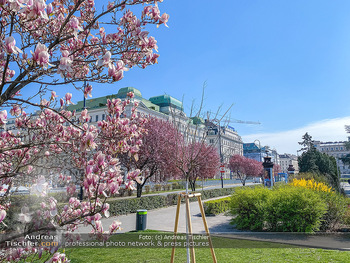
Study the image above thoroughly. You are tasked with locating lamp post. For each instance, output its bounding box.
[79,81,87,201]
[262,154,274,188]
[254,139,262,162]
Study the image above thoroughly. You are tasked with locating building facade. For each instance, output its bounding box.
[69,87,244,179]
[314,140,350,176]
[2,87,245,181]
[243,142,279,164]
[279,154,299,174]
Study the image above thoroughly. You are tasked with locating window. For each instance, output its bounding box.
[102,114,105,120]
[96,115,99,122]
[209,139,214,144]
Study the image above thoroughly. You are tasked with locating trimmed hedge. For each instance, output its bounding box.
[0,186,249,231]
[107,187,240,216]
[203,197,231,215]
[230,184,348,232]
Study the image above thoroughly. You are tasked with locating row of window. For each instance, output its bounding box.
[89,114,106,123]
[321,146,344,151]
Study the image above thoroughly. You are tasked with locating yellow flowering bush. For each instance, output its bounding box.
[290,178,333,193]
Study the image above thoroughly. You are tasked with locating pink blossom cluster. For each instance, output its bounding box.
[0,0,169,261]
[0,0,168,90]
[0,92,146,261]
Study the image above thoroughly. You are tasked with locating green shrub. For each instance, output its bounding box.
[203,197,231,215]
[171,182,180,190]
[230,186,271,231]
[318,191,348,231]
[144,185,151,193]
[154,184,161,191]
[107,187,239,216]
[344,205,350,226]
[108,195,167,215]
[230,184,347,232]
[163,184,171,191]
[265,186,327,232]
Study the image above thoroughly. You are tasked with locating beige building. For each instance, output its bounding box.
[314,140,350,176]
[279,154,299,174]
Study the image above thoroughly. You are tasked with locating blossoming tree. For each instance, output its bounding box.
[0,0,169,261]
[228,155,263,186]
[119,116,179,197]
[187,142,220,192]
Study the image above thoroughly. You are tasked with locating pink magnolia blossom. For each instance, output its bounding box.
[79,109,90,122]
[96,51,111,67]
[0,210,6,224]
[9,105,21,116]
[69,17,83,36]
[108,63,124,81]
[27,165,33,173]
[159,13,170,27]
[109,220,121,233]
[31,43,51,69]
[25,0,48,20]
[50,91,58,101]
[4,36,22,54]
[84,84,92,99]
[57,50,73,77]
[0,110,8,125]
[31,176,49,196]
[18,206,32,223]
[65,93,73,105]
[46,3,53,15]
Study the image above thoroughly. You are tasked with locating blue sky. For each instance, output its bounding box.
[101,0,350,154]
[18,0,350,154]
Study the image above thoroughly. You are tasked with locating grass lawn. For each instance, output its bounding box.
[62,235,350,263]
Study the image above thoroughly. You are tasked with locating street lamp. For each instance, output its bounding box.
[254,139,262,162]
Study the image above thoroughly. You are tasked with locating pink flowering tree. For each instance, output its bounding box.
[273,163,282,176]
[228,155,263,186]
[119,116,179,197]
[187,142,220,192]
[0,0,169,261]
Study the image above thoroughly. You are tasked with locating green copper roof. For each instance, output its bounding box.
[141,99,160,112]
[149,95,183,111]
[190,116,205,125]
[67,94,118,112]
[117,87,142,99]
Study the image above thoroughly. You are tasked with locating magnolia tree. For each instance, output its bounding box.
[119,116,179,197]
[0,0,169,261]
[187,142,220,192]
[228,155,263,186]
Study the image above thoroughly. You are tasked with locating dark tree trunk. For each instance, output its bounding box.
[136,182,143,198]
[189,179,196,192]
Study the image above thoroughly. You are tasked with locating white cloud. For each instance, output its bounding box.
[242,116,350,155]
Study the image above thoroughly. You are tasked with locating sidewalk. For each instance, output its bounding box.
[77,194,350,251]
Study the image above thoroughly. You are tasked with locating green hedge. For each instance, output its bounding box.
[319,191,348,231]
[230,184,348,232]
[1,186,248,231]
[264,187,327,232]
[203,197,231,215]
[107,187,240,216]
[230,186,271,231]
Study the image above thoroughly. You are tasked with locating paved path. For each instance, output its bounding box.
[77,193,350,251]
[341,182,350,197]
